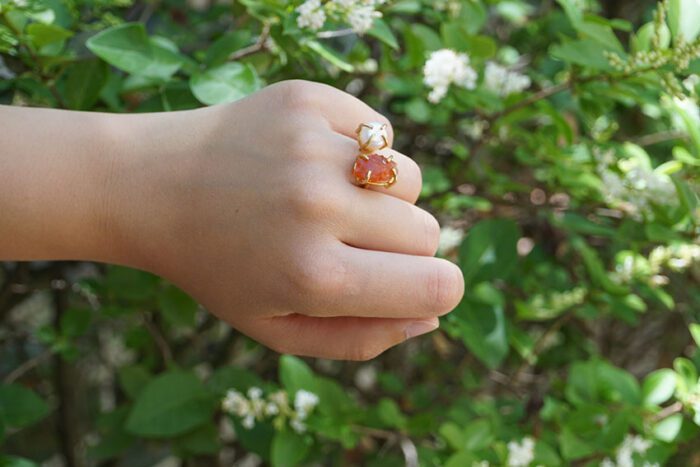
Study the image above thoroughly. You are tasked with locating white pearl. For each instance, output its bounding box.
[358,122,388,152]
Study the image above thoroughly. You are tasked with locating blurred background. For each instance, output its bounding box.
[1,0,699,465]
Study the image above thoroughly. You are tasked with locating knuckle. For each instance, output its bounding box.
[287,176,338,220]
[288,129,321,161]
[277,80,321,111]
[289,253,348,298]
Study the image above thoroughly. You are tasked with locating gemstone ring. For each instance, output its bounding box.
[352,122,398,189]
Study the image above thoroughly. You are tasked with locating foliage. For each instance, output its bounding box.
[1,0,700,465]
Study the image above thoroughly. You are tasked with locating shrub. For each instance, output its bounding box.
[1,0,699,465]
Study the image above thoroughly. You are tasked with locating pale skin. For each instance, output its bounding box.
[0,80,465,360]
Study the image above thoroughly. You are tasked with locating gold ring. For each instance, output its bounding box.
[352,122,397,188]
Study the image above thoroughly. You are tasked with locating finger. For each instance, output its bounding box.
[300,242,464,319]
[255,315,439,360]
[335,188,440,257]
[297,81,394,144]
[328,133,422,204]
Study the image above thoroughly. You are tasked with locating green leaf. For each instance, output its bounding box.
[690,323,700,348]
[86,23,184,80]
[367,19,399,50]
[303,39,354,72]
[204,30,253,66]
[668,0,700,42]
[104,266,159,302]
[0,456,39,467]
[653,413,683,442]
[26,23,72,48]
[458,218,520,285]
[550,38,614,70]
[208,366,262,395]
[61,59,109,110]
[190,62,261,106]
[571,237,628,295]
[450,288,509,369]
[271,429,310,467]
[642,369,677,407]
[0,384,49,429]
[118,365,152,399]
[125,370,216,438]
[279,355,317,394]
[60,308,92,338]
[671,176,699,216]
[174,424,220,456]
[376,398,407,429]
[157,284,198,328]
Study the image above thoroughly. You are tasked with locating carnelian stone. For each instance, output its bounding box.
[353,154,397,185]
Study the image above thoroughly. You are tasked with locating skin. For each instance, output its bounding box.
[0,80,465,360]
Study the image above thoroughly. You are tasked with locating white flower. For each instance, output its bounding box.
[438,226,464,255]
[297,0,327,31]
[347,5,380,33]
[423,49,478,103]
[269,390,289,408]
[290,417,307,433]
[247,386,263,400]
[242,414,256,429]
[294,389,320,418]
[222,390,249,417]
[354,364,378,391]
[265,402,280,416]
[600,459,615,467]
[484,62,531,96]
[614,435,652,467]
[507,437,535,467]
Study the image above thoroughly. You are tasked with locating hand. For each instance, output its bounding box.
[103,80,466,360]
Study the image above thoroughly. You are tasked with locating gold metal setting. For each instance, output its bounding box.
[355,122,390,154]
[352,122,397,189]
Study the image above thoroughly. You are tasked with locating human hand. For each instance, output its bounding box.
[106,80,465,360]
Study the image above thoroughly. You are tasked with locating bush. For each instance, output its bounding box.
[1,0,699,465]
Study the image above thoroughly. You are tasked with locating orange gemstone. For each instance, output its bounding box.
[352,154,397,186]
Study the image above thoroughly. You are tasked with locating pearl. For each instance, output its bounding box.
[356,122,389,153]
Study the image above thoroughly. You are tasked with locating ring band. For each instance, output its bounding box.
[352,122,397,188]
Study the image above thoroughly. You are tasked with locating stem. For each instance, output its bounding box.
[142,311,173,366]
[3,348,53,384]
[228,23,271,61]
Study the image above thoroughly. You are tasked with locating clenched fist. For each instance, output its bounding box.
[0,80,465,360]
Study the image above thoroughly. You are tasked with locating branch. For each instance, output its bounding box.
[228,23,271,61]
[3,348,53,384]
[652,401,684,423]
[142,312,173,366]
[632,129,687,147]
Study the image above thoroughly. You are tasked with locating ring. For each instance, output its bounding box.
[352,122,398,188]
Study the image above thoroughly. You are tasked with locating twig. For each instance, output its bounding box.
[632,130,687,147]
[3,348,54,384]
[142,312,173,366]
[228,23,271,61]
[509,311,577,386]
[316,28,356,39]
[652,401,684,423]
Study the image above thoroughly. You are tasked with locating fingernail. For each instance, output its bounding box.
[404,320,439,340]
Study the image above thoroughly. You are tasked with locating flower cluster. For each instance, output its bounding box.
[528,287,587,318]
[595,150,677,219]
[600,435,657,467]
[506,437,535,467]
[484,62,531,97]
[296,0,387,34]
[222,387,320,433]
[423,49,478,103]
[613,243,700,286]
